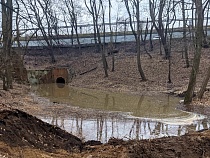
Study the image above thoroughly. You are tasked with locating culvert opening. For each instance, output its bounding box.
[56,77,65,88]
[56,77,65,84]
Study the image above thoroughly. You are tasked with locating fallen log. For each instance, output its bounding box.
[79,66,98,75]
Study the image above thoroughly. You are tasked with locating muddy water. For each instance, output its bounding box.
[33,83,208,142]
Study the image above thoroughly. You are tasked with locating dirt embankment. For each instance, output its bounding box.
[0,40,210,157]
[0,109,82,156]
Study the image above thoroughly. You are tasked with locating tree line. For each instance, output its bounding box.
[0,0,210,104]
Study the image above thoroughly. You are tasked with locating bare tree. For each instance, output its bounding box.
[124,0,146,81]
[85,0,108,77]
[195,0,210,99]
[1,0,13,90]
[197,65,210,99]
[14,0,21,48]
[99,0,108,77]
[63,0,81,49]
[84,0,100,49]
[108,0,115,72]
[166,0,177,83]
[140,18,152,59]
[22,0,56,63]
[61,11,73,45]
[181,0,190,68]
[202,0,210,48]
[184,0,204,104]
[149,0,178,59]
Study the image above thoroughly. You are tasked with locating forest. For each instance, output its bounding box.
[0,0,210,102]
[0,0,210,157]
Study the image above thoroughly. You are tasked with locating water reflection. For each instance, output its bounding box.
[33,84,190,119]
[33,83,208,142]
[56,83,65,88]
[39,116,209,143]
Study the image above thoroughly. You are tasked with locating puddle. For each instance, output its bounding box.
[39,116,209,142]
[33,84,208,142]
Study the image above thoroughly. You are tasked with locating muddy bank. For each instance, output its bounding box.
[0,109,82,152]
[126,130,210,158]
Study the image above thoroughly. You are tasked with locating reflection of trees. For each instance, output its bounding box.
[148,121,152,135]
[137,95,144,109]
[128,119,189,139]
[163,95,170,113]
[51,110,65,129]
[45,114,210,143]
[186,124,196,133]
[76,117,83,138]
[60,118,64,129]
[129,119,142,140]
[184,119,210,134]
[178,125,182,136]
[111,117,114,137]
[136,120,141,140]
[105,118,108,143]
[129,120,135,138]
[97,116,104,141]
[112,97,115,107]
[96,116,122,142]
[152,122,161,136]
[104,94,109,109]
[51,110,58,126]
[134,95,146,117]
[41,106,210,143]
[143,121,147,135]
[197,120,201,131]
[37,84,180,118]
[201,119,209,130]
[194,120,209,131]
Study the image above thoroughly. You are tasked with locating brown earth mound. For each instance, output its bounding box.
[0,109,82,153]
[126,131,210,158]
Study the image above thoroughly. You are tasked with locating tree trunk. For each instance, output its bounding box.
[15,0,21,48]
[160,37,170,59]
[184,0,203,104]
[108,0,115,72]
[136,40,146,81]
[136,1,146,81]
[1,0,13,90]
[100,0,108,77]
[149,24,154,51]
[197,66,210,99]
[182,0,190,68]
[124,0,146,81]
[141,19,152,59]
[202,2,209,48]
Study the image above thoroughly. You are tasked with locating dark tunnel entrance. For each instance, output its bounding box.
[56,77,65,84]
[56,77,65,88]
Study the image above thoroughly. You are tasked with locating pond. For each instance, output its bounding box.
[33,83,208,143]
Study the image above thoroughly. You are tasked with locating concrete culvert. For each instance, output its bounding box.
[56,77,65,84]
